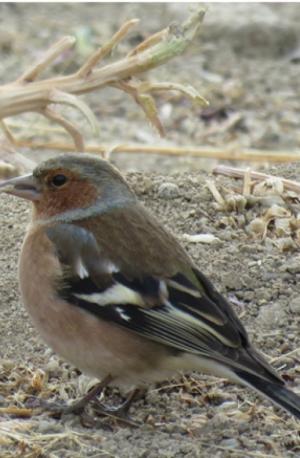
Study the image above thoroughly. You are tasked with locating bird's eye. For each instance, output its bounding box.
[51,174,67,187]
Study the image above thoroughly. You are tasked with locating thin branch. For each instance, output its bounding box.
[0,9,206,141]
[41,107,84,151]
[213,165,300,193]
[18,36,76,83]
[139,81,209,106]
[206,179,225,205]
[127,28,168,57]
[0,120,17,145]
[12,140,300,164]
[111,80,165,136]
[77,19,139,78]
[269,347,300,364]
[49,89,99,134]
[242,168,252,195]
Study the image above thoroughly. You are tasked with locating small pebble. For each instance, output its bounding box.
[289,296,300,314]
[182,233,221,244]
[282,257,300,273]
[222,273,243,290]
[243,291,255,301]
[256,303,286,328]
[220,230,233,241]
[157,182,180,199]
[1,359,15,370]
[220,438,239,449]
[45,358,60,373]
[219,401,238,411]
[37,420,61,433]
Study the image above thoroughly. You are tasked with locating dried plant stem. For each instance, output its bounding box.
[0,120,16,144]
[18,36,76,83]
[0,9,207,151]
[205,179,225,205]
[77,19,139,78]
[270,347,300,364]
[198,443,281,458]
[242,168,252,196]
[213,165,300,193]
[0,406,33,417]
[41,107,84,151]
[14,140,300,164]
[127,28,168,57]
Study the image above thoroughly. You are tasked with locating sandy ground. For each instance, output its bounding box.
[1,3,300,458]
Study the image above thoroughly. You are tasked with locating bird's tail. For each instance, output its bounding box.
[234,369,300,419]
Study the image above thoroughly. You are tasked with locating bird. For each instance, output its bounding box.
[0,153,300,421]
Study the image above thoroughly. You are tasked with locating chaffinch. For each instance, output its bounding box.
[1,153,300,421]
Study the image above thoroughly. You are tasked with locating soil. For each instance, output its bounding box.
[1,3,300,458]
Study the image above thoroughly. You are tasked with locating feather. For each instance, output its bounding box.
[46,210,300,419]
[75,283,144,307]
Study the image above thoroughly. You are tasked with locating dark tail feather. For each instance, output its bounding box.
[235,370,300,419]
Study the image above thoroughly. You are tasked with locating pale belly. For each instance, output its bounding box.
[17,227,178,389]
[18,226,239,390]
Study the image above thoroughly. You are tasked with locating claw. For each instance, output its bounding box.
[23,377,142,427]
[91,387,143,427]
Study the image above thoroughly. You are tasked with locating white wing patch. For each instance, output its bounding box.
[75,258,89,279]
[75,257,118,279]
[74,283,144,307]
[116,307,131,321]
[103,260,119,274]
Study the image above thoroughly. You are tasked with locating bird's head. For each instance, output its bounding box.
[0,154,136,221]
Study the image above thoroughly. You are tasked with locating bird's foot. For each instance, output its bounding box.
[91,387,142,427]
[25,375,113,419]
[24,377,142,427]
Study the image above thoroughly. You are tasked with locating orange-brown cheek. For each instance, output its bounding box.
[34,182,98,218]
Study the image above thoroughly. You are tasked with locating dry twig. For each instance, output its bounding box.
[9,139,300,164]
[213,165,300,193]
[0,10,207,152]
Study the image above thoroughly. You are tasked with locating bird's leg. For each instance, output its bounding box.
[26,377,143,426]
[62,374,113,416]
[27,374,113,418]
[113,387,142,417]
[92,387,144,421]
